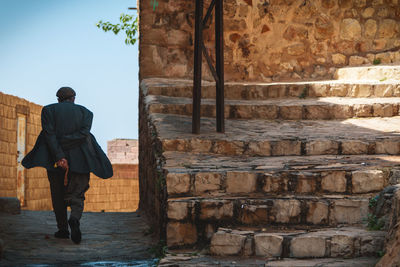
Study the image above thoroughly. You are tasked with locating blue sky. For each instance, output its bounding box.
[0,0,138,151]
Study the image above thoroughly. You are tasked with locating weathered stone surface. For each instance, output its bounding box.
[331,199,368,224]
[349,56,369,66]
[304,105,330,120]
[287,43,306,56]
[329,84,347,96]
[340,19,362,41]
[365,19,377,39]
[296,174,317,193]
[290,236,326,258]
[378,19,399,38]
[353,104,372,117]
[376,189,400,267]
[373,103,393,117]
[330,235,355,257]
[243,236,254,256]
[166,173,190,195]
[321,171,347,193]
[189,139,212,153]
[376,140,400,155]
[271,140,301,156]
[194,172,221,193]
[254,234,283,257]
[0,197,20,214]
[307,201,329,225]
[226,172,257,193]
[247,141,271,156]
[332,53,346,65]
[362,7,375,18]
[279,106,303,120]
[341,140,369,155]
[210,231,246,256]
[212,140,244,155]
[168,201,190,220]
[273,199,301,223]
[360,235,385,255]
[352,170,385,193]
[167,222,197,247]
[332,105,353,119]
[239,205,268,225]
[200,200,233,220]
[306,140,339,155]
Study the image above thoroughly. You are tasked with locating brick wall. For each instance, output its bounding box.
[0,92,139,212]
[0,91,50,210]
[107,139,138,164]
[85,164,139,212]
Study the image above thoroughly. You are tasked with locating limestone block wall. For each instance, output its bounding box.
[85,164,139,212]
[0,92,50,211]
[139,0,400,82]
[107,139,139,164]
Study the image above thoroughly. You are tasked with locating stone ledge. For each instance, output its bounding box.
[209,227,385,258]
[151,114,400,157]
[167,196,371,227]
[147,95,400,120]
[142,78,400,100]
[166,169,389,197]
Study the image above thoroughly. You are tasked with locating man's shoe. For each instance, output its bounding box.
[68,217,81,244]
[54,230,69,239]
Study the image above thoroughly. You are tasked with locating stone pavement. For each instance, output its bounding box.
[0,211,157,266]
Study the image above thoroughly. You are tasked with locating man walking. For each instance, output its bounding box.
[22,87,113,244]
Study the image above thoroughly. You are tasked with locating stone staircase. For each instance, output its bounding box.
[140,64,400,265]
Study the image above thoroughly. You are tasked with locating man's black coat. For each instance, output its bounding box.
[22,101,113,179]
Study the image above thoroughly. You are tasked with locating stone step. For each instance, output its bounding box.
[142,78,400,100]
[166,195,374,247]
[153,114,400,157]
[159,253,379,266]
[335,65,400,82]
[147,95,400,120]
[166,168,389,198]
[209,226,384,259]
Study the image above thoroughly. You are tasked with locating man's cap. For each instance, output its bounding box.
[56,87,76,101]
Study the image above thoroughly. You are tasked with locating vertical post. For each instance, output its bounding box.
[192,0,203,134]
[215,0,224,133]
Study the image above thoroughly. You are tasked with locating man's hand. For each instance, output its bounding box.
[56,158,69,170]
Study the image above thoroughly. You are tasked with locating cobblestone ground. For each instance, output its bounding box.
[0,211,157,266]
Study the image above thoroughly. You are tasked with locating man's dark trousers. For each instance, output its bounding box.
[47,170,90,232]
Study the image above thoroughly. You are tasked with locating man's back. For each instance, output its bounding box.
[44,102,91,137]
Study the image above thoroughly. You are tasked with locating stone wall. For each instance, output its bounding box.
[107,139,138,164]
[0,92,139,212]
[0,92,50,210]
[86,164,139,212]
[139,86,167,239]
[139,0,400,82]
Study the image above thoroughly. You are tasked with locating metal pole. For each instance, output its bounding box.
[215,0,224,133]
[193,0,203,134]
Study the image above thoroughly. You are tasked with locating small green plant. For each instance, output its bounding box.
[149,240,168,258]
[377,250,385,257]
[97,13,138,45]
[369,196,378,208]
[373,58,382,65]
[380,77,388,82]
[366,213,385,231]
[298,86,309,99]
